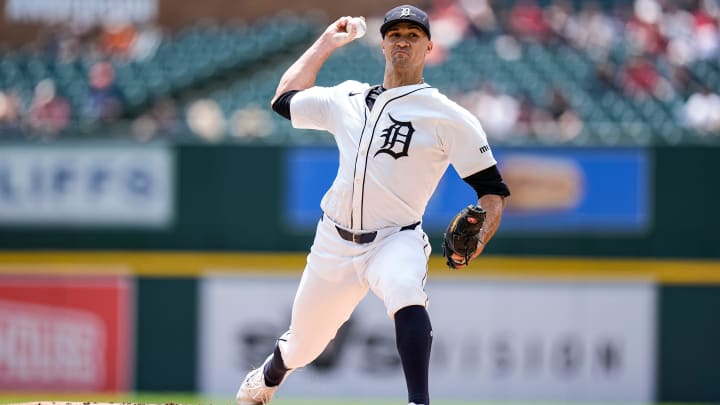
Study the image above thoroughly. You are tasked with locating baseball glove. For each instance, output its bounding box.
[441,205,487,269]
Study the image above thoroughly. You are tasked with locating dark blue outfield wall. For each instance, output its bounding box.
[0,143,718,259]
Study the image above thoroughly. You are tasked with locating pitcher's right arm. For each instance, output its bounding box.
[271,16,362,105]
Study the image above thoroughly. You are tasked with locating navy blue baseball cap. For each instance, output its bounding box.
[380,5,431,39]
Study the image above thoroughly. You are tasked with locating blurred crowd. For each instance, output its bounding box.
[0,18,280,143]
[0,20,173,140]
[458,83,586,142]
[1,0,719,143]
[429,0,720,139]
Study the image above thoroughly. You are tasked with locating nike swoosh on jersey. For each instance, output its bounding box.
[348,91,361,96]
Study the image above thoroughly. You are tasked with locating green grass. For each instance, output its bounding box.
[0,392,715,405]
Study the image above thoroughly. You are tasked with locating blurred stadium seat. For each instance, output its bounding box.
[0,0,718,144]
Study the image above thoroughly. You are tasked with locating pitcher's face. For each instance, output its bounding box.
[381,22,433,68]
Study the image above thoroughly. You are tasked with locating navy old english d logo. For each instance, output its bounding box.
[375,114,414,159]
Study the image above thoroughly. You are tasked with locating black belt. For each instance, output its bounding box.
[334,221,420,244]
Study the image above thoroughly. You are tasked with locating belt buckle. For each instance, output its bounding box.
[352,233,362,243]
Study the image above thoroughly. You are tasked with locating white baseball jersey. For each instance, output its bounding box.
[291,80,498,231]
[273,79,500,369]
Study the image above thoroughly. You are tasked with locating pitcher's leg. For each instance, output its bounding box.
[367,230,432,405]
[263,342,288,386]
[281,264,368,368]
[237,265,367,405]
[395,305,432,405]
[367,229,430,317]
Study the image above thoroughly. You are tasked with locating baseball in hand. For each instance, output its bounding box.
[346,17,366,39]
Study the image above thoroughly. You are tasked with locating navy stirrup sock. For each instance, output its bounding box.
[263,344,288,387]
[395,305,432,405]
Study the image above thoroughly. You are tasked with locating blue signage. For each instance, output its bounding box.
[284,147,650,234]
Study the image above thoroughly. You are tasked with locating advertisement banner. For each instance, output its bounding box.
[0,275,133,391]
[0,145,174,227]
[199,276,656,402]
[284,147,650,234]
[5,0,158,25]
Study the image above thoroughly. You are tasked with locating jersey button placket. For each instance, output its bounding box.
[352,126,372,229]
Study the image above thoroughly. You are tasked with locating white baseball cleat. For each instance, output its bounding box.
[236,368,279,405]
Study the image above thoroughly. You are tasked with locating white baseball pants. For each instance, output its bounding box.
[278,213,431,369]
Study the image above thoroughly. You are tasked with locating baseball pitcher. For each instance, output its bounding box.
[236,5,510,405]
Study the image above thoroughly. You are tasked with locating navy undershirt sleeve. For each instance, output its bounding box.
[463,165,511,200]
[271,90,300,120]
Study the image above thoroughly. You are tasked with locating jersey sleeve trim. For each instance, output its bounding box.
[462,165,511,199]
[271,90,300,120]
